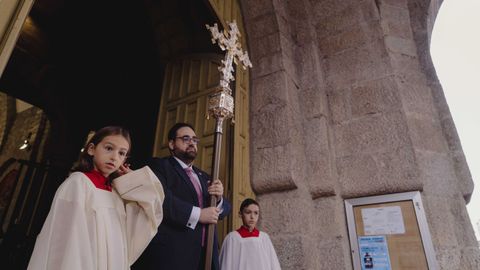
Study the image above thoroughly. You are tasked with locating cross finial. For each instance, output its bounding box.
[206,20,252,95]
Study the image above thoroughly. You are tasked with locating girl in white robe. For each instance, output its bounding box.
[219,198,281,270]
[27,126,164,270]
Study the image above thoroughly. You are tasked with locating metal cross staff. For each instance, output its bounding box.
[204,20,252,270]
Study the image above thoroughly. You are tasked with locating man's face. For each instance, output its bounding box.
[169,126,198,163]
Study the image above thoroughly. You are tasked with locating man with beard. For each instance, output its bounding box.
[133,123,231,270]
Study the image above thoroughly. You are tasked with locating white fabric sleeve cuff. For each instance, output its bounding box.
[217,197,224,214]
[187,206,201,229]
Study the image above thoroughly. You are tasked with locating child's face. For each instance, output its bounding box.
[87,135,129,177]
[240,204,259,230]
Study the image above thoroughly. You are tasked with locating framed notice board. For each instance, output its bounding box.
[345,191,439,270]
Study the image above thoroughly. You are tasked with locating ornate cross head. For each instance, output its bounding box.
[206,20,252,95]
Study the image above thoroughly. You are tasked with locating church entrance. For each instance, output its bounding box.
[0,0,253,268]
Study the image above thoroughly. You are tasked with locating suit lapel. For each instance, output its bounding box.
[168,157,199,203]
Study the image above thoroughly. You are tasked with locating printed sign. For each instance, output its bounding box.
[362,206,405,235]
[358,235,391,270]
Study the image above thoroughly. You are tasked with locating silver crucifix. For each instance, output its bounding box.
[203,20,252,270]
[205,20,252,121]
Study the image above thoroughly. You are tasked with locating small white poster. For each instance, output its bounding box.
[361,206,405,235]
[358,235,391,270]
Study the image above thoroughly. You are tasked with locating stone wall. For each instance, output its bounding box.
[241,0,480,269]
[0,94,48,174]
[0,92,16,154]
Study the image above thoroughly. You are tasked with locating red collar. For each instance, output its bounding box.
[237,226,259,238]
[84,170,112,191]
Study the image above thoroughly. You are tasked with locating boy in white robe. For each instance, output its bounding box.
[219,198,281,270]
[27,126,164,270]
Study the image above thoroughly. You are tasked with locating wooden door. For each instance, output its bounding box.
[155,0,254,233]
[153,54,232,239]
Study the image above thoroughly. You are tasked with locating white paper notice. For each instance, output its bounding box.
[361,206,405,235]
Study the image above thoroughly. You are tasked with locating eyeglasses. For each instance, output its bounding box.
[175,136,200,145]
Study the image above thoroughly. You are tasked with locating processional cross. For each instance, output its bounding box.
[206,21,252,96]
[204,20,252,270]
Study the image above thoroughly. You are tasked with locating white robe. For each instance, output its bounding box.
[27,166,164,270]
[219,230,281,270]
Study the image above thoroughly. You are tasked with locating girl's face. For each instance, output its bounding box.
[240,204,259,231]
[87,135,129,177]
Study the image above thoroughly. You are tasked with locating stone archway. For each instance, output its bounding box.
[239,0,479,269]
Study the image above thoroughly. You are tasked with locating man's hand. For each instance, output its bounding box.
[208,179,224,201]
[199,207,220,224]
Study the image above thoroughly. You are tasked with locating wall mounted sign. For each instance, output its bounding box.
[361,206,405,235]
[358,235,391,270]
[345,191,439,270]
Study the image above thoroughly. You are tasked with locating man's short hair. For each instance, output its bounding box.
[167,123,195,141]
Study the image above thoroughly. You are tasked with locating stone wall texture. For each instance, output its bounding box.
[241,0,480,269]
[0,94,48,172]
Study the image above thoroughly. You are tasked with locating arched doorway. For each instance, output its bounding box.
[0,0,253,268]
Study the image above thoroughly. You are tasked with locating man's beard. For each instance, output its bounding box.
[174,146,197,163]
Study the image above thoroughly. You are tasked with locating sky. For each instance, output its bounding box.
[430,0,480,240]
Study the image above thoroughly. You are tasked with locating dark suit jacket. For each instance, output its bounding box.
[133,156,231,270]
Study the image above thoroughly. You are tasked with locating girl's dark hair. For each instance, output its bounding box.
[239,198,259,213]
[73,126,131,183]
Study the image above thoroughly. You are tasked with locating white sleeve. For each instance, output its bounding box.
[217,197,224,214]
[186,197,223,229]
[27,175,96,270]
[219,233,239,270]
[113,166,165,264]
[264,234,282,270]
[188,197,223,229]
[187,206,201,229]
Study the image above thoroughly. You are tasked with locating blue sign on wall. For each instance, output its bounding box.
[358,235,391,270]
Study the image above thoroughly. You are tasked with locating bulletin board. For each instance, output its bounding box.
[345,191,439,270]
